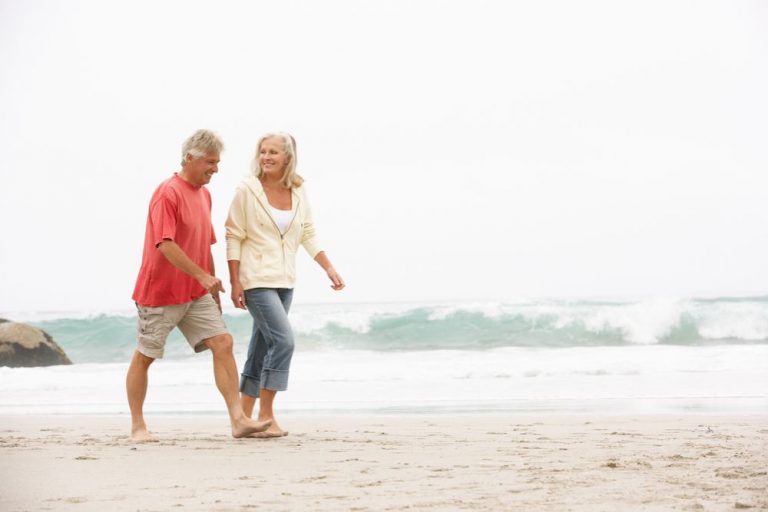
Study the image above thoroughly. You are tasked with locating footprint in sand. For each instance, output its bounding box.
[715,467,750,479]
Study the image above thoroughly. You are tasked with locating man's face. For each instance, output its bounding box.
[184,152,220,186]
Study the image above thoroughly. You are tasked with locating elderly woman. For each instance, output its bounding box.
[226,132,344,437]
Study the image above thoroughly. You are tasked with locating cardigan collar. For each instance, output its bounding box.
[243,176,299,205]
[242,176,300,234]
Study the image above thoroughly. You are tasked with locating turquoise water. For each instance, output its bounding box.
[17,296,768,364]
[1,298,767,415]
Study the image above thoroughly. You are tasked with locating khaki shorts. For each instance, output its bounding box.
[135,294,228,359]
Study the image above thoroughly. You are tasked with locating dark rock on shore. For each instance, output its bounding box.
[0,319,72,367]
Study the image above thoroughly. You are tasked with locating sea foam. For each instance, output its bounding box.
[4,297,767,365]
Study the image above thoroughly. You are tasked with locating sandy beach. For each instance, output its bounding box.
[1,414,766,511]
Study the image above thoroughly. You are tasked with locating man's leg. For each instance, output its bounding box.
[241,394,257,418]
[126,350,158,442]
[205,334,272,438]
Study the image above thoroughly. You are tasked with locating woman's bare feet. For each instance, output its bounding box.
[249,417,288,438]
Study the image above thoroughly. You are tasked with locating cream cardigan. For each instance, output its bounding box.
[225,176,322,290]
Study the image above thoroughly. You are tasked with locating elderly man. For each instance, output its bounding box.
[126,129,270,441]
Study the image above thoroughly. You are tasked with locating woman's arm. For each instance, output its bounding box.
[299,186,343,290]
[225,187,247,262]
[227,259,247,309]
[314,251,344,291]
[225,187,248,309]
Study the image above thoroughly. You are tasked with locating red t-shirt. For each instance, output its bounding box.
[132,174,217,306]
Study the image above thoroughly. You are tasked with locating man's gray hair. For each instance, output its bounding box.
[181,129,224,165]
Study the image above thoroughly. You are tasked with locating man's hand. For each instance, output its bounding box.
[198,274,225,295]
[211,290,222,313]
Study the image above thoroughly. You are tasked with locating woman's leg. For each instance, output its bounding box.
[239,310,268,417]
[244,288,294,437]
[257,388,277,424]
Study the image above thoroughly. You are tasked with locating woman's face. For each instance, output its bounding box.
[259,137,288,177]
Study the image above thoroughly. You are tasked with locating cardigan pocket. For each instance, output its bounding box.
[241,253,266,281]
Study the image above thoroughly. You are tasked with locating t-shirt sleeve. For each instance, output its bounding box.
[149,195,178,247]
[206,188,216,245]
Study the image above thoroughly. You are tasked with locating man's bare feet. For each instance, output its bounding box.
[130,426,159,443]
[231,417,272,438]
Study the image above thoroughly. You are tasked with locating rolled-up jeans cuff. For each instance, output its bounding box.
[240,374,261,397]
[261,369,289,391]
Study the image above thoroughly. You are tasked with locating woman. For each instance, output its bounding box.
[226,132,344,437]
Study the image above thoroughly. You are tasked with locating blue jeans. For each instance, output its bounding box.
[240,288,294,397]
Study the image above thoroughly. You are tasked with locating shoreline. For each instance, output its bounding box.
[3,395,767,417]
[2,403,768,416]
[1,414,766,511]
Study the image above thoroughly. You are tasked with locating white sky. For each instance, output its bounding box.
[1,0,767,314]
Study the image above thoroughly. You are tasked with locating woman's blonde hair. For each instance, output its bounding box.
[251,132,304,188]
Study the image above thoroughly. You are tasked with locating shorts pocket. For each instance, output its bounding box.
[137,305,166,337]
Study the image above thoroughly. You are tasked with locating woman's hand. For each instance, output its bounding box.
[231,280,247,309]
[314,252,345,291]
[327,268,345,291]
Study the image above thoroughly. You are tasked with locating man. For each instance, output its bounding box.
[126,129,271,441]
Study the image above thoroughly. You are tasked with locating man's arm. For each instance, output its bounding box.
[157,240,225,294]
[209,250,222,310]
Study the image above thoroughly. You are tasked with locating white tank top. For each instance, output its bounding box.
[270,206,295,234]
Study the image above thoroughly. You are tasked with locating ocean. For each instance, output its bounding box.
[2,297,767,415]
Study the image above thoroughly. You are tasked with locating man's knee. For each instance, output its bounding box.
[132,350,155,368]
[205,333,233,354]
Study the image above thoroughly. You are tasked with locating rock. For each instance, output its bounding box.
[0,320,72,367]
